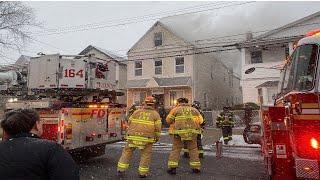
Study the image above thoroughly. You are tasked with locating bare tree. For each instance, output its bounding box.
[0,1,38,51]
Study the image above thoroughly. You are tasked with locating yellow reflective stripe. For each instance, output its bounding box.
[127,135,155,142]
[128,144,144,149]
[131,118,154,125]
[190,161,201,166]
[118,162,129,169]
[155,120,162,125]
[174,129,201,134]
[168,161,178,167]
[175,115,193,119]
[155,132,161,136]
[182,148,189,152]
[138,166,149,173]
[167,114,175,120]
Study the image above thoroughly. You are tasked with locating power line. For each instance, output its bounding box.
[32,2,255,36]
[36,1,228,34]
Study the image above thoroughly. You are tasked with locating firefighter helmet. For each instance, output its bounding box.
[177,97,189,104]
[192,101,201,109]
[144,96,156,105]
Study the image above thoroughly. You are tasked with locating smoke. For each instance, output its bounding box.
[160,1,320,73]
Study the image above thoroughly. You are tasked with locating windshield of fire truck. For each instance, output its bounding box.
[280,44,319,93]
[294,44,318,91]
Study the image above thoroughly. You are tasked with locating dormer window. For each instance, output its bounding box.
[154,32,162,47]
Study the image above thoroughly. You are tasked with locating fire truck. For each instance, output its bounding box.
[245,29,320,179]
[1,54,127,158]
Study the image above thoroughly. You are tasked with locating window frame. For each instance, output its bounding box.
[154,32,163,47]
[154,59,162,75]
[133,91,147,105]
[134,61,142,76]
[175,57,185,74]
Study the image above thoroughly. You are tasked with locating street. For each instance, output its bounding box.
[79,128,267,180]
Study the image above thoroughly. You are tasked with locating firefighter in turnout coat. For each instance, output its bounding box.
[183,101,206,158]
[216,106,235,145]
[117,96,162,178]
[166,98,204,175]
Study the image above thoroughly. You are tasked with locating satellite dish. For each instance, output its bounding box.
[245,67,256,74]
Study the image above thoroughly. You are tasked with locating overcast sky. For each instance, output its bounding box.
[1,1,320,65]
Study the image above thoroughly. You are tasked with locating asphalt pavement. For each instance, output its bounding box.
[79,128,267,180]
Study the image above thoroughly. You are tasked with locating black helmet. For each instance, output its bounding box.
[177,97,188,104]
[192,101,201,109]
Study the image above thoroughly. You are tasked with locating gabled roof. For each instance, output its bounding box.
[128,21,194,53]
[126,77,192,88]
[79,45,126,62]
[255,11,320,40]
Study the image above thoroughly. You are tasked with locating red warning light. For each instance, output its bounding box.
[306,29,320,37]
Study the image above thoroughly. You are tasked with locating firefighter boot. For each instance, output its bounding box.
[139,174,147,178]
[192,169,201,174]
[167,168,177,175]
[117,171,125,178]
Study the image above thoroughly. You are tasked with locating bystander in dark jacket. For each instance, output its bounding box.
[0,109,79,180]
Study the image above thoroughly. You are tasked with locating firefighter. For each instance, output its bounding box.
[117,96,162,178]
[183,101,206,158]
[216,106,235,145]
[166,97,204,175]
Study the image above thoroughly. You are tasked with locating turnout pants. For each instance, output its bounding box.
[222,126,233,144]
[117,143,153,175]
[168,135,201,170]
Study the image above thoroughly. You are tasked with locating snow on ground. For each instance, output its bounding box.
[219,135,260,148]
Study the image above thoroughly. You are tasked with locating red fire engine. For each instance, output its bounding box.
[246,29,320,179]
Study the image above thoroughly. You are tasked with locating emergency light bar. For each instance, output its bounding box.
[306,29,320,37]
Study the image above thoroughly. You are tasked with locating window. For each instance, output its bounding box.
[134,61,142,76]
[175,57,184,73]
[293,44,318,91]
[169,90,184,106]
[133,91,146,105]
[251,51,262,64]
[154,59,162,75]
[154,32,162,47]
[281,50,296,93]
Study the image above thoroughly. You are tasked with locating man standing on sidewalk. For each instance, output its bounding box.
[166,97,204,175]
[117,96,162,178]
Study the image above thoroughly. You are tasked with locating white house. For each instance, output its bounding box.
[239,11,320,104]
[126,21,242,110]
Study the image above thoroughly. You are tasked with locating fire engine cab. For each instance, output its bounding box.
[2,54,127,158]
[245,29,320,179]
